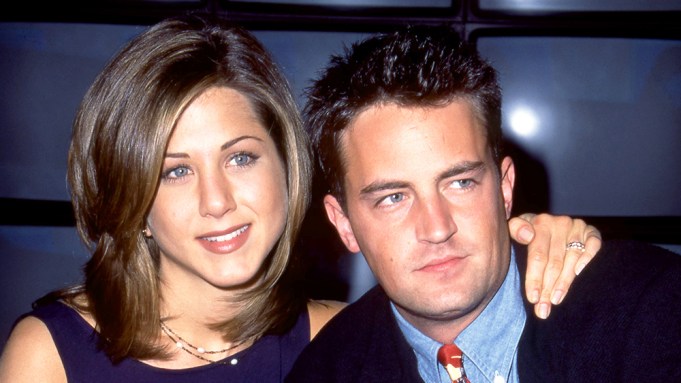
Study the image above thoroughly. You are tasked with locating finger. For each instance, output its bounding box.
[575,225,602,275]
[544,218,587,308]
[549,247,582,306]
[535,215,576,310]
[523,216,551,306]
[518,213,537,222]
[508,214,536,244]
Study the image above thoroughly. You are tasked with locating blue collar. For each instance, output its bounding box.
[393,247,526,383]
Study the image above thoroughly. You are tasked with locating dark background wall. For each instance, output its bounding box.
[1,0,680,349]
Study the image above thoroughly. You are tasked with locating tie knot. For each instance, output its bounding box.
[437,343,464,368]
[437,344,470,383]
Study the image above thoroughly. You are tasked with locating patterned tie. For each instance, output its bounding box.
[437,343,471,383]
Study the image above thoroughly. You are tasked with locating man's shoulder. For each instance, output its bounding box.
[598,239,680,264]
[579,239,681,290]
[536,239,681,320]
[517,238,680,299]
[518,239,681,381]
[307,284,392,346]
[286,286,416,382]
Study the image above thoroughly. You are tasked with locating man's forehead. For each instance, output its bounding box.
[340,101,491,182]
[344,101,485,148]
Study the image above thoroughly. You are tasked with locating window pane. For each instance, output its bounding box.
[477,35,681,216]
[0,226,88,348]
[0,22,145,201]
[478,0,681,12]
[229,0,453,8]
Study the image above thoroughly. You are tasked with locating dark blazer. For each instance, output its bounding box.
[286,240,681,382]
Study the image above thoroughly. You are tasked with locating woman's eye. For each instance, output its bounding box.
[163,166,191,180]
[229,152,258,167]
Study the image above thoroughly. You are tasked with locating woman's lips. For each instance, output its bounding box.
[197,224,250,254]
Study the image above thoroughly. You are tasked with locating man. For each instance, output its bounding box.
[286,25,681,382]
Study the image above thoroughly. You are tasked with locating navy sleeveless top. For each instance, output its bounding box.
[29,301,310,382]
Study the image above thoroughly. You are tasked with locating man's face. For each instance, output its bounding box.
[324,100,515,337]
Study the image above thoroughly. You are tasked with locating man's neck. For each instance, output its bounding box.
[392,292,495,344]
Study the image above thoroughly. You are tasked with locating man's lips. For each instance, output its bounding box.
[417,255,467,273]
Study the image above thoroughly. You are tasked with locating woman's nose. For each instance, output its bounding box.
[198,172,236,218]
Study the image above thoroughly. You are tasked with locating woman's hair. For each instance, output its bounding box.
[60,13,311,361]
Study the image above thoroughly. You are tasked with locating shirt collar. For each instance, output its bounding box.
[393,247,526,383]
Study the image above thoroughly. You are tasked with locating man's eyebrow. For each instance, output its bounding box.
[359,180,411,196]
[437,161,486,182]
[164,135,263,158]
[358,161,486,197]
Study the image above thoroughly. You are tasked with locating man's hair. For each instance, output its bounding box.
[305,24,503,205]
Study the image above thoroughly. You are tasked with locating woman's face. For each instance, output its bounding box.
[147,86,288,293]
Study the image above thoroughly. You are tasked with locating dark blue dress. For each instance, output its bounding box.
[30,301,310,382]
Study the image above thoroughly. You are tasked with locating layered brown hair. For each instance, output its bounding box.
[48,14,311,362]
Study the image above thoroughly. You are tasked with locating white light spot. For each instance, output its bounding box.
[509,107,539,138]
[230,358,238,365]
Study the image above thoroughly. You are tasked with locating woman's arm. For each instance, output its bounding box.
[509,213,601,319]
[0,316,67,383]
[308,300,347,340]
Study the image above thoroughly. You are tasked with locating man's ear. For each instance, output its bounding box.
[500,156,516,219]
[323,194,361,253]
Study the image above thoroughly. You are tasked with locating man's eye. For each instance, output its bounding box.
[379,193,404,206]
[452,179,474,189]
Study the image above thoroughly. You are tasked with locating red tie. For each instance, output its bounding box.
[437,344,471,383]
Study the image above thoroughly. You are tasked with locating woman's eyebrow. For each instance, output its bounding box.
[164,135,264,158]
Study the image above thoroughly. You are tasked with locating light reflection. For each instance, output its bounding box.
[509,107,539,138]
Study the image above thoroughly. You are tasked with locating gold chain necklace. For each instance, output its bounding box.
[159,320,245,365]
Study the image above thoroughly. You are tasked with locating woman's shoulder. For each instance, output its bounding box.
[306,299,347,340]
[31,295,96,328]
[0,314,67,383]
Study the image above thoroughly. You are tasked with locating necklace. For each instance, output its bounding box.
[159,320,244,365]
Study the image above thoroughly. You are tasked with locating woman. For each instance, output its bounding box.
[0,14,599,382]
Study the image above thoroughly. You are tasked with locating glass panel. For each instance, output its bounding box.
[230,0,453,7]
[0,226,88,347]
[253,30,368,105]
[107,0,202,2]
[478,0,681,12]
[477,35,681,216]
[0,22,145,201]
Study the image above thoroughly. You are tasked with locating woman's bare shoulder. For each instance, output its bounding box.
[307,299,347,340]
[0,315,67,383]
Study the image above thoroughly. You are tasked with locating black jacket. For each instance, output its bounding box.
[286,240,681,382]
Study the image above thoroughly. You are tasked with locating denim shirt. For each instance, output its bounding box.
[393,248,526,383]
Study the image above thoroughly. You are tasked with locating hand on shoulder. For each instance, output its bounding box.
[307,300,347,340]
[0,315,66,383]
